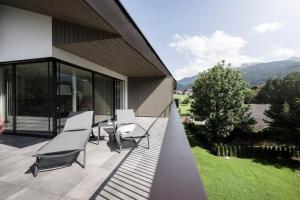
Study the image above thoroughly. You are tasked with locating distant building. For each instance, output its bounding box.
[174,90,183,94]
[183,88,193,95]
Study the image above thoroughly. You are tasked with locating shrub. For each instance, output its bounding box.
[220,145,225,156]
[278,146,282,157]
[233,146,237,157]
[237,146,242,157]
[227,146,232,157]
[273,146,278,158]
[263,146,267,158]
[216,145,221,156]
[224,145,228,156]
[291,147,296,157]
[210,143,297,159]
[296,150,300,157]
[282,146,288,159]
[288,146,292,158]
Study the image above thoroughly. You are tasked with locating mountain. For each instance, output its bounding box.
[177,75,197,85]
[176,75,197,90]
[241,60,300,86]
[177,59,300,90]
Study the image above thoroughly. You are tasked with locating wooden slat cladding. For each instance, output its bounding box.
[52,19,120,46]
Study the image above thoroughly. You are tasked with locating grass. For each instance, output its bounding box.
[188,134,300,200]
[174,94,188,102]
[174,94,191,116]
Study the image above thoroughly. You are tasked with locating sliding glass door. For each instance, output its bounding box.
[94,74,114,123]
[16,62,52,134]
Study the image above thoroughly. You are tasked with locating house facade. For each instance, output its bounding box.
[0,0,174,137]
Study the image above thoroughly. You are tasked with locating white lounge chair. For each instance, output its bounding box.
[115,109,149,152]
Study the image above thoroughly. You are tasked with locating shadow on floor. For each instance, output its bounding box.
[89,122,165,200]
[25,152,81,176]
[0,134,48,148]
[89,142,160,200]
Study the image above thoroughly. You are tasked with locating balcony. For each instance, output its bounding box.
[0,103,206,200]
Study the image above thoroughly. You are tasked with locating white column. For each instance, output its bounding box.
[72,70,77,112]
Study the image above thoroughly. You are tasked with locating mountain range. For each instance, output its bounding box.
[177,58,300,90]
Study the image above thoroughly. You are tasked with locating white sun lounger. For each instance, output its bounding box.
[115,109,148,152]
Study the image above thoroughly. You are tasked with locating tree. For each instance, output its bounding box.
[191,61,254,139]
[263,73,300,138]
[255,79,282,104]
[244,86,261,104]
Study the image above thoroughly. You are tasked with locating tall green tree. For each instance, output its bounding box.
[191,61,254,139]
[262,73,300,135]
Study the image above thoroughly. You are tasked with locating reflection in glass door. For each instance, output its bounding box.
[16,62,52,134]
[57,63,92,132]
[0,65,14,131]
[94,74,114,123]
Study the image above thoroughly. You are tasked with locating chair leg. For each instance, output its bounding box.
[98,126,100,145]
[83,146,86,168]
[119,138,122,153]
[147,135,150,149]
[33,157,39,177]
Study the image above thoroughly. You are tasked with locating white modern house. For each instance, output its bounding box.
[0,1,206,199]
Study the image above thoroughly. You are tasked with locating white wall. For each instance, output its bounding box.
[53,47,128,109]
[0,5,52,62]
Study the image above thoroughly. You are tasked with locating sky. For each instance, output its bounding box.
[121,0,300,80]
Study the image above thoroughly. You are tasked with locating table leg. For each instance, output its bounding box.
[98,125,100,145]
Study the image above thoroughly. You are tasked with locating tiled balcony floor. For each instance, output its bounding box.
[0,117,168,200]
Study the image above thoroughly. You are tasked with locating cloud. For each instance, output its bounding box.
[269,45,300,59]
[169,31,259,80]
[252,22,285,33]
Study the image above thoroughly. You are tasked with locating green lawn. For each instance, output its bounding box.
[189,137,300,199]
[174,94,191,115]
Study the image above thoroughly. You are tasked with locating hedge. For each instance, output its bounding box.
[211,143,300,159]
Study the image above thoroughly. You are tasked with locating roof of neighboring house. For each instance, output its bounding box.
[249,104,271,132]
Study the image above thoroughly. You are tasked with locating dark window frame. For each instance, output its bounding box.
[0,57,125,138]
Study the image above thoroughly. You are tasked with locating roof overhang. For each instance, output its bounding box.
[0,0,173,77]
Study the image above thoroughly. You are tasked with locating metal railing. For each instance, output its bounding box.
[149,102,207,200]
